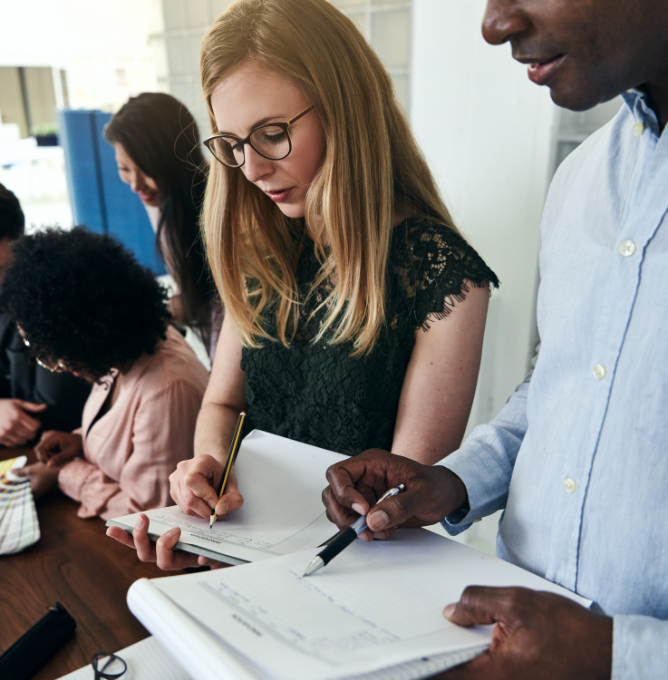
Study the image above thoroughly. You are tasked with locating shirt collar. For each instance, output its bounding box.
[621,87,661,137]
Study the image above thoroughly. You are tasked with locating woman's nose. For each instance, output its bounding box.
[242,145,273,183]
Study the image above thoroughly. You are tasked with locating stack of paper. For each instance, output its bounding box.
[0,456,40,555]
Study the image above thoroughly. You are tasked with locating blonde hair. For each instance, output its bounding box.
[201,0,457,354]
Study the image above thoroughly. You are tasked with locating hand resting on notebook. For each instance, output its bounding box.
[107,455,243,570]
[433,586,612,680]
[106,513,226,570]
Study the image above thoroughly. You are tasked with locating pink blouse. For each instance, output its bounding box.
[58,326,209,520]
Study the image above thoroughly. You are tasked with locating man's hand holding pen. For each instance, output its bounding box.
[321,448,469,541]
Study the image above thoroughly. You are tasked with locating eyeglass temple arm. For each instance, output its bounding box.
[286,105,315,127]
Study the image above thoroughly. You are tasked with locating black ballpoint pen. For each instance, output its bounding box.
[303,484,405,576]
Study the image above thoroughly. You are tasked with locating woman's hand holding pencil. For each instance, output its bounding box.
[169,455,244,520]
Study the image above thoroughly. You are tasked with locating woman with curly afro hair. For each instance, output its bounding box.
[3,227,209,519]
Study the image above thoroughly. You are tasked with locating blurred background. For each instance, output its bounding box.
[0,0,622,552]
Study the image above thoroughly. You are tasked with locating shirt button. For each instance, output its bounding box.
[619,240,636,257]
[633,121,644,136]
[593,364,606,380]
[563,478,577,494]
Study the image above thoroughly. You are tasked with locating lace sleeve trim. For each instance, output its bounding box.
[390,220,500,332]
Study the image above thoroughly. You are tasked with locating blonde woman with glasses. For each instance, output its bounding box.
[108,0,498,569]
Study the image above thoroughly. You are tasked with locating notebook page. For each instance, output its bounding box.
[57,636,191,680]
[154,530,588,680]
[111,431,345,562]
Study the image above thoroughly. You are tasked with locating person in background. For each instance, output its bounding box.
[108,0,498,569]
[104,93,221,361]
[0,184,90,446]
[3,228,209,519]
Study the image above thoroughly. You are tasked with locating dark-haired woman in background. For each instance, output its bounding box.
[104,93,221,360]
[5,228,209,519]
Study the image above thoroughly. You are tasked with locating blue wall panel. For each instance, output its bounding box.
[58,110,105,233]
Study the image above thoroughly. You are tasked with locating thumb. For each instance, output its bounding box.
[444,586,519,628]
[365,487,428,532]
[18,401,47,413]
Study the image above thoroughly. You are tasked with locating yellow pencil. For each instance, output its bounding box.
[209,411,246,528]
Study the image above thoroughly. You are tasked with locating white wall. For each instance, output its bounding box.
[0,0,161,111]
[412,0,557,429]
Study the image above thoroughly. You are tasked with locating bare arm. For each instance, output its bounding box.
[194,314,248,464]
[391,284,489,465]
[169,315,248,518]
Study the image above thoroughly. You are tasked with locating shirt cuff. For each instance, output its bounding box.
[58,457,96,503]
[612,614,668,680]
[438,444,511,535]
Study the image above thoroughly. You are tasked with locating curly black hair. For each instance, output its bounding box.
[1,227,170,381]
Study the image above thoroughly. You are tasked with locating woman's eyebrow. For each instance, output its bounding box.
[219,115,282,136]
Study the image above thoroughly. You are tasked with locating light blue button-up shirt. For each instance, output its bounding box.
[441,90,668,679]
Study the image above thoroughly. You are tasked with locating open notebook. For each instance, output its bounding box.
[107,431,346,564]
[128,530,589,680]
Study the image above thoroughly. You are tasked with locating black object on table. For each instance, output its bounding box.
[0,602,76,680]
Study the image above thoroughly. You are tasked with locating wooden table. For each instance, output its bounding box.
[0,448,170,679]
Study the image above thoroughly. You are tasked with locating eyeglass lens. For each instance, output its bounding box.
[210,124,291,167]
[92,652,127,680]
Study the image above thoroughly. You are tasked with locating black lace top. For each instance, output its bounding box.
[241,218,499,455]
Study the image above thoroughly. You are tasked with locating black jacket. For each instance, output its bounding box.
[0,312,91,437]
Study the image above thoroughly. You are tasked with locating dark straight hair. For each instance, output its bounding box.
[104,93,214,351]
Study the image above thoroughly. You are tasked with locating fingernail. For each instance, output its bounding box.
[218,503,228,515]
[444,604,456,619]
[369,510,389,530]
[352,503,365,515]
[106,529,111,536]
[166,527,180,537]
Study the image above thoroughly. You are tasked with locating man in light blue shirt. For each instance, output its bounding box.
[322,0,668,678]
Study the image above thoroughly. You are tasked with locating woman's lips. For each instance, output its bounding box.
[266,188,293,203]
[138,192,157,203]
[527,54,566,85]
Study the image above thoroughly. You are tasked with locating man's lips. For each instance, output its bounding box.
[521,54,566,86]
